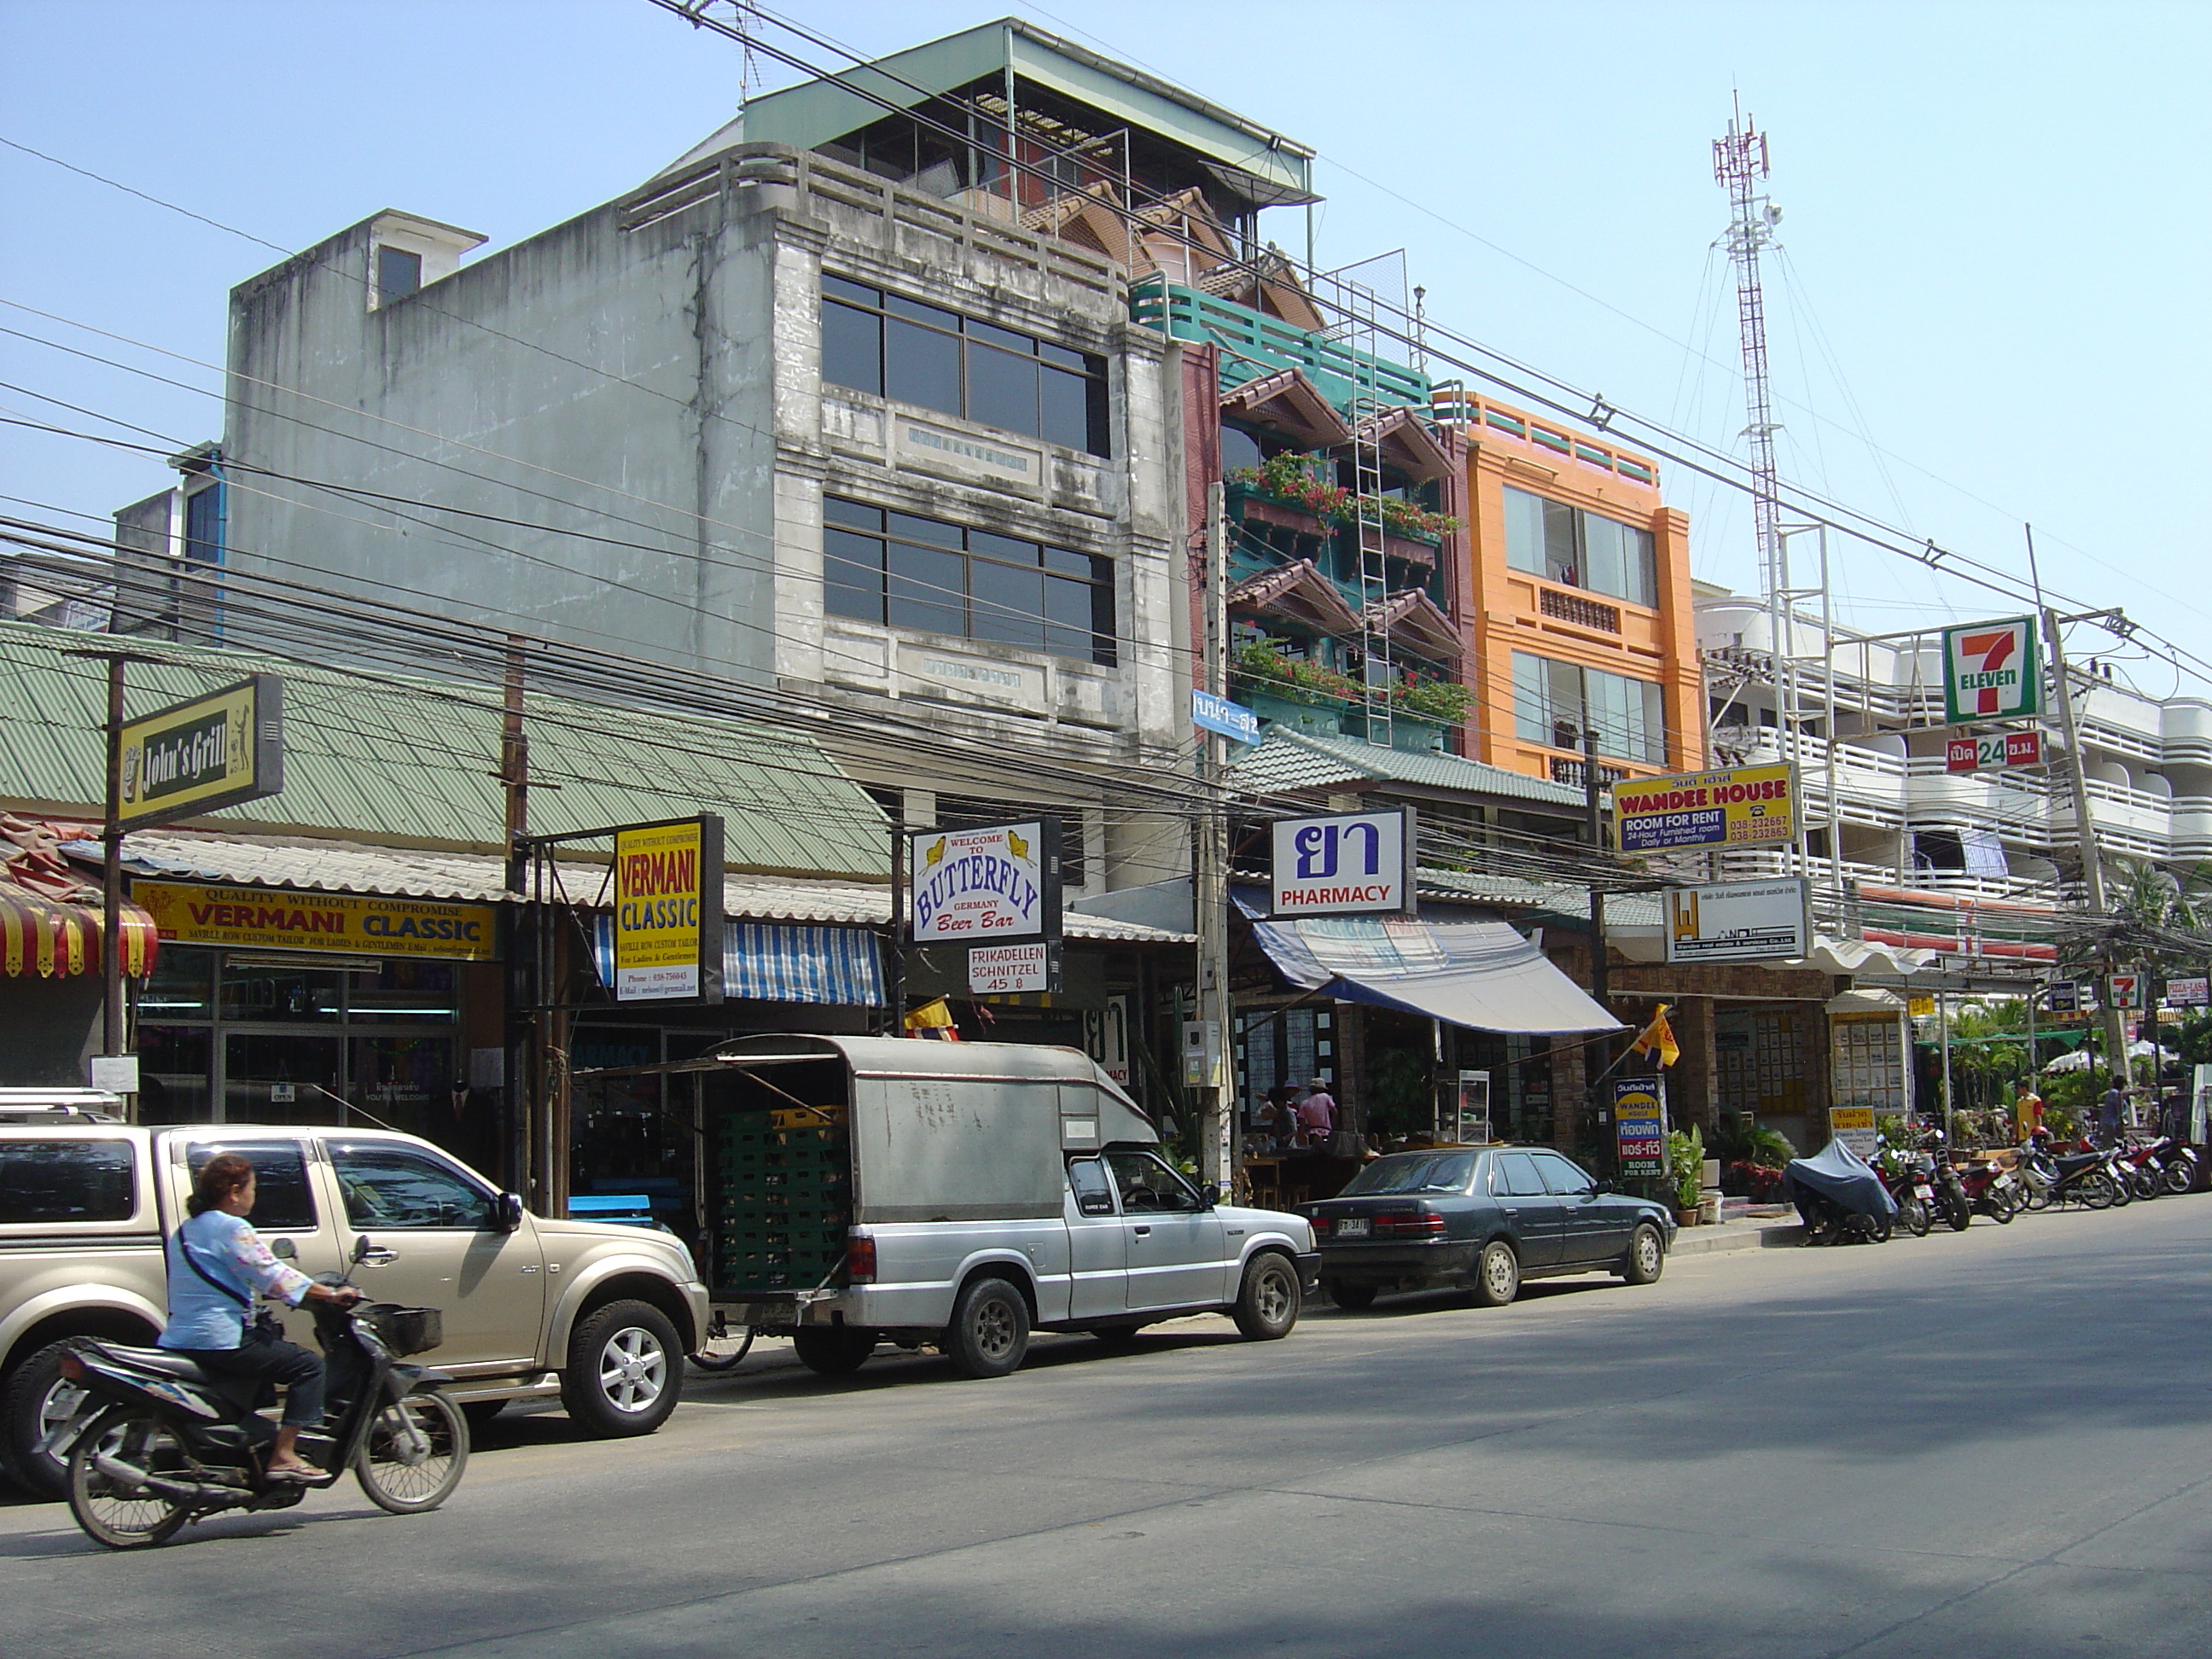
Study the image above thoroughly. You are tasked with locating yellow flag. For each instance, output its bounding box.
[1630,1004,1680,1068]
[903,996,959,1039]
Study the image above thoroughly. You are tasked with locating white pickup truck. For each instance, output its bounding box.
[661,1036,1319,1377]
[0,1108,707,1495]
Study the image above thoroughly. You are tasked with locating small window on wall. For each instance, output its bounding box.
[1502,486,1656,606]
[376,245,422,306]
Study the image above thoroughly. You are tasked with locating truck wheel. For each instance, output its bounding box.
[793,1326,876,1376]
[1232,1253,1301,1341]
[946,1278,1030,1379]
[561,1301,682,1438]
[1324,1279,1377,1312]
[1470,1241,1520,1307]
[3,1340,89,1499]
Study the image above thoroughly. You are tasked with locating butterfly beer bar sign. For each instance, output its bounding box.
[909,818,1063,946]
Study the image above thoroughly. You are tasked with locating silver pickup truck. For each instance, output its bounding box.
[685,1036,1318,1377]
[0,1112,707,1496]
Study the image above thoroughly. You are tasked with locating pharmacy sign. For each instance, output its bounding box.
[1941,616,2040,724]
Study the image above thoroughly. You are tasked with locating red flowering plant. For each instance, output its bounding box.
[1229,452,1461,543]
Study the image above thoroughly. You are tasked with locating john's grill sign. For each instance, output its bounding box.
[910,818,1062,946]
[611,816,724,1004]
[1941,616,2041,724]
[117,675,283,829]
[1269,809,1413,917]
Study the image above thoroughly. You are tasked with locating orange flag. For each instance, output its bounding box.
[1630,1003,1680,1068]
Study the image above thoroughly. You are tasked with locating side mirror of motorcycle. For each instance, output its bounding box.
[495,1191,526,1233]
[351,1233,374,1264]
[271,1237,298,1260]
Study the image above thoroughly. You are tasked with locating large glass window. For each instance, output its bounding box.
[823,497,1115,666]
[1502,486,1656,606]
[820,276,1110,457]
[1511,651,1667,765]
[184,1138,318,1231]
[0,1139,137,1224]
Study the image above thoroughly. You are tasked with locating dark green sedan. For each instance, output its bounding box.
[1300,1145,1675,1310]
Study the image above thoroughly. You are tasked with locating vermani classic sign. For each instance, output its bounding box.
[611,816,724,1004]
[1269,809,1414,917]
[910,819,1062,945]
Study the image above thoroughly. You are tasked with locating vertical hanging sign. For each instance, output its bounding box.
[612,815,724,1004]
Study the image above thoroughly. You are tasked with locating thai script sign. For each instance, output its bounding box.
[911,819,1062,945]
[1615,763,1793,852]
[1191,690,1260,746]
[1664,877,1811,964]
[136,880,497,961]
[1945,729,2044,773]
[1829,1105,1879,1161]
[1942,616,2041,723]
[1614,1077,1668,1179]
[613,816,724,1003]
[117,676,283,828]
[1269,809,1413,917]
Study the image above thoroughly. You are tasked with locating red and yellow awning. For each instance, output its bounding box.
[0,888,159,979]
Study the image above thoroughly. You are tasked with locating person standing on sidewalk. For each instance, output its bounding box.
[1297,1079,1337,1144]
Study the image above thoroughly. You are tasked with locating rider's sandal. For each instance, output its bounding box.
[265,1459,327,1483]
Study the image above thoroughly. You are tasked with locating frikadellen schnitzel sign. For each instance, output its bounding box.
[909,819,1062,945]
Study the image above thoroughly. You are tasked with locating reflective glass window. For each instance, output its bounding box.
[186,1137,318,1231]
[0,1140,136,1224]
[327,1140,493,1231]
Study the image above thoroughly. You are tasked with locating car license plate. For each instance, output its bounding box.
[1335,1217,1370,1238]
[1914,1185,1935,1200]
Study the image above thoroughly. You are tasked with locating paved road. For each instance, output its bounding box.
[5,1196,2209,1658]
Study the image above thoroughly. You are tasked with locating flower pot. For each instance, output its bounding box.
[1676,1208,1701,1226]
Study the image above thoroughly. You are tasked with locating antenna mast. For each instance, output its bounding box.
[1714,102,1782,614]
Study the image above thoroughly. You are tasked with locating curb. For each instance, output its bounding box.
[1669,1221,1806,1258]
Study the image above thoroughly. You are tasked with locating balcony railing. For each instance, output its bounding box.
[1131,278,1430,415]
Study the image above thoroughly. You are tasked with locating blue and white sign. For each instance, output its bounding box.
[910,819,1062,945]
[1269,809,1414,917]
[1191,689,1260,746]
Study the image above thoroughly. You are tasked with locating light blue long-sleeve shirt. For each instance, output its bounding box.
[159,1210,314,1351]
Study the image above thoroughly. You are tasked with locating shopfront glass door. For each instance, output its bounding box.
[223,1032,345,1126]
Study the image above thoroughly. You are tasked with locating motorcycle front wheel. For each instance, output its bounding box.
[2163,1159,2197,1196]
[2077,1171,2117,1209]
[2130,1167,2162,1202]
[355,1392,469,1515]
[67,1406,191,1550]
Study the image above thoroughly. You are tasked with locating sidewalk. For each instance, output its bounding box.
[1669,1219,1807,1258]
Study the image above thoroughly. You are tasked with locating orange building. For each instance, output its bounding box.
[1444,393,1703,786]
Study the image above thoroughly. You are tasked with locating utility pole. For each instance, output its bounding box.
[1582,723,1610,1016]
[2043,595,2133,1092]
[1195,482,1234,1190]
[501,637,533,1200]
[100,655,127,1066]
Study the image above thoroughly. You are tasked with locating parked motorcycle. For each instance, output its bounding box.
[2122,1135,2198,1199]
[1784,1138,1896,1245]
[1955,1154,2021,1223]
[2020,1132,2123,1210]
[1874,1140,1935,1237]
[39,1260,464,1550]
[1918,1132,1975,1231]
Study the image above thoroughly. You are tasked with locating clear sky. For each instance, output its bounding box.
[3,2,2205,693]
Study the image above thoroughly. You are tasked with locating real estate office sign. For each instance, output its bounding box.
[1941,616,2041,725]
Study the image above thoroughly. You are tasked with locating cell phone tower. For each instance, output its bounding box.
[1714,99,1784,612]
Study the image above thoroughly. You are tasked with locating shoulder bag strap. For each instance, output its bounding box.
[176,1220,253,1308]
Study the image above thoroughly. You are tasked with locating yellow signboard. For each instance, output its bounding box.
[1614,763,1794,853]
[118,677,283,828]
[135,881,497,960]
[612,817,723,1003]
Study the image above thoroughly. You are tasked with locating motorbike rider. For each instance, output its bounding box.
[160,1152,361,1481]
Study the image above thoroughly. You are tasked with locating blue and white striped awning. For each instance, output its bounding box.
[591,917,882,1006]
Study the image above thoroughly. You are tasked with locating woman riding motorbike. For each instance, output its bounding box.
[159,1152,360,1481]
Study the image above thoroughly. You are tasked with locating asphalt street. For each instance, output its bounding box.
[4,1195,2208,1659]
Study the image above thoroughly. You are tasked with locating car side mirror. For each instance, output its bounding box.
[271,1237,298,1260]
[1592,1179,1615,1196]
[1199,1181,1221,1208]
[495,1191,526,1233]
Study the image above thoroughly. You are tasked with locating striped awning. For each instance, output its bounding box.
[0,887,160,979]
[590,917,882,1007]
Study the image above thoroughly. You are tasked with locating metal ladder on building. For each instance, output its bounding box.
[1321,267,1394,748]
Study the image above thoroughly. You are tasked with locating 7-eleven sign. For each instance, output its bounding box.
[1942,616,2040,723]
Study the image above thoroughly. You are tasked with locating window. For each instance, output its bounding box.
[183,480,224,568]
[1341,1152,1476,1195]
[819,276,1110,457]
[1502,486,1656,607]
[376,245,422,306]
[1102,1150,1200,1214]
[186,1138,317,1231]
[1492,1151,1546,1198]
[328,1140,494,1230]
[0,1140,137,1224]
[1511,651,1667,765]
[1535,1153,1595,1196]
[823,497,1115,667]
[1068,1158,1116,1216]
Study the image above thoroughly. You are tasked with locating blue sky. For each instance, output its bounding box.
[3,1,2205,691]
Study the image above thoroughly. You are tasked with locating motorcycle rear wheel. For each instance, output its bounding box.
[67,1406,191,1550]
[355,1392,469,1515]
[1897,1195,1932,1237]
[1988,1191,2016,1223]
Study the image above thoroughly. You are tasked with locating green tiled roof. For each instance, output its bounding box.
[1228,728,1586,808]
[0,621,888,879]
